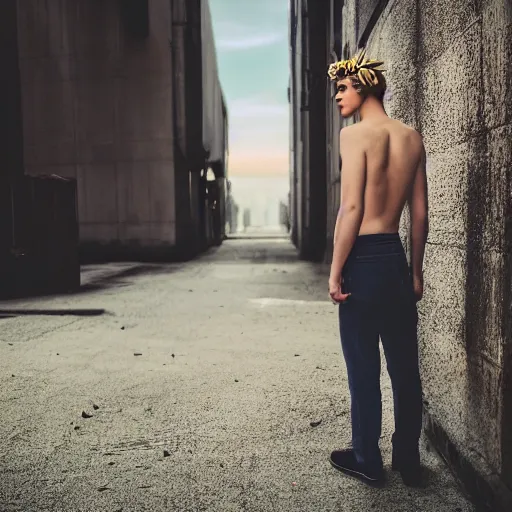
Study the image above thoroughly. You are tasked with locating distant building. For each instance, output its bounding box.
[242,209,251,232]
[225,181,239,235]
[279,200,290,232]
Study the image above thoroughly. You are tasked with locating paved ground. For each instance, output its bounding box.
[0,237,474,512]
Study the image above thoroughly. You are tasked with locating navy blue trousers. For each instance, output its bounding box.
[338,233,423,473]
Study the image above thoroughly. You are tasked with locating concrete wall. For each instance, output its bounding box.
[201,0,225,168]
[0,0,24,181]
[336,0,512,508]
[170,0,205,257]
[288,0,299,247]
[325,0,344,251]
[289,0,329,261]
[169,0,228,257]
[289,0,304,250]
[17,0,176,254]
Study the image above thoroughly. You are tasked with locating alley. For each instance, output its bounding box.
[0,238,473,512]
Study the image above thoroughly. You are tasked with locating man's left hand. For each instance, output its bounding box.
[329,279,351,304]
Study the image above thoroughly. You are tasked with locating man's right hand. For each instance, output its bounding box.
[413,274,424,302]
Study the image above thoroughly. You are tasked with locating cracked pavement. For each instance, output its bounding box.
[0,237,475,511]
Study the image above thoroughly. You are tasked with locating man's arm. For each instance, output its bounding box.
[333,206,342,246]
[329,128,366,285]
[408,141,429,300]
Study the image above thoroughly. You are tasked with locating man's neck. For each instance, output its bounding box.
[358,96,389,122]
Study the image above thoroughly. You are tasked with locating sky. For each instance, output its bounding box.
[209,0,290,177]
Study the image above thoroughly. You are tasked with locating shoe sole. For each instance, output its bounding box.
[329,458,385,488]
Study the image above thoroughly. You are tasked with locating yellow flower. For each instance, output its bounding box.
[327,48,385,82]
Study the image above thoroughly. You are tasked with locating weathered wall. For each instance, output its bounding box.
[289,0,329,261]
[288,0,299,247]
[325,0,360,256]
[17,0,176,253]
[337,0,512,508]
[0,0,24,181]
[169,0,228,257]
[170,0,205,257]
[324,0,343,252]
[201,0,225,169]
[289,0,306,253]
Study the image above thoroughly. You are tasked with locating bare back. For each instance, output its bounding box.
[349,119,423,235]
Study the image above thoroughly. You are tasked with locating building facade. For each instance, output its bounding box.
[289,1,512,509]
[10,0,227,262]
[170,0,228,253]
[289,0,329,261]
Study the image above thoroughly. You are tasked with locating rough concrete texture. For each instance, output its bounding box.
[0,239,475,511]
[17,0,177,247]
[419,0,511,485]
[337,0,512,504]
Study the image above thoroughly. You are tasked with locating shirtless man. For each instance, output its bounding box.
[326,50,428,487]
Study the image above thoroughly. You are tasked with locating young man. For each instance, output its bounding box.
[327,49,429,487]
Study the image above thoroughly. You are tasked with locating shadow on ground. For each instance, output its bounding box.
[0,308,106,317]
[79,263,183,293]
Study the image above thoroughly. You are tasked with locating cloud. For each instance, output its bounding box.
[230,104,288,118]
[225,107,290,175]
[229,96,288,118]
[226,95,289,161]
[216,32,284,50]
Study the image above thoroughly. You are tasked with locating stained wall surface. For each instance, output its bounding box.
[336,0,512,507]
[289,0,329,261]
[17,0,176,251]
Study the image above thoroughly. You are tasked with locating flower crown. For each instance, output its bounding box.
[327,48,386,87]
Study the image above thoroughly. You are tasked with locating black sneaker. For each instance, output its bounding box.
[330,449,385,486]
[391,454,423,487]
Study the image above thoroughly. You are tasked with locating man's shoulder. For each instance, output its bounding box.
[339,121,423,146]
[339,123,383,150]
[339,123,365,143]
[339,123,364,135]
[392,119,422,139]
[399,123,424,151]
